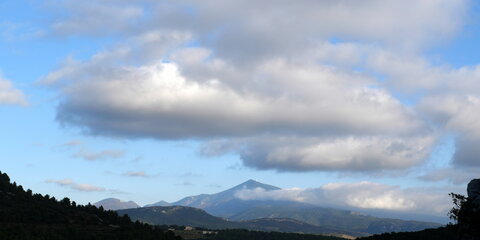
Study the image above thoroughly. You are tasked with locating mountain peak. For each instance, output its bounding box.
[245,179,260,184]
[233,179,281,191]
[94,198,140,210]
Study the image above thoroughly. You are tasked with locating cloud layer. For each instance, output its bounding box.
[41,0,480,173]
[234,182,453,216]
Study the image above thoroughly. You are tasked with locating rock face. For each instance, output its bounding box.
[467,179,480,199]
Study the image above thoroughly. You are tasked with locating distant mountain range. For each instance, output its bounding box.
[229,205,441,235]
[147,179,316,217]
[93,197,140,210]
[104,179,442,237]
[145,200,171,207]
[117,206,362,237]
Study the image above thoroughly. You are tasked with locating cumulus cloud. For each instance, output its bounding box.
[237,135,435,172]
[234,182,453,216]
[52,61,425,138]
[46,178,106,192]
[417,71,480,167]
[48,0,144,36]
[47,0,467,51]
[0,75,28,106]
[41,0,476,172]
[48,58,434,171]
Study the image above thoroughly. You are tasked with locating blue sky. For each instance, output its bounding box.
[1,0,479,220]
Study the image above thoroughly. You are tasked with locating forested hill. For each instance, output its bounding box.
[0,170,181,240]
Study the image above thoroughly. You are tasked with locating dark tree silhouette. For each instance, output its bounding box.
[0,170,181,240]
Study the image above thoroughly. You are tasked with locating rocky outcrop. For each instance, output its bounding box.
[467,179,480,199]
[467,179,480,210]
[458,179,480,240]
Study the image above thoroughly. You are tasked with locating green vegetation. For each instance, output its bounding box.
[118,206,361,236]
[0,170,181,240]
[449,192,480,239]
[207,229,345,240]
[118,205,237,229]
[358,226,457,240]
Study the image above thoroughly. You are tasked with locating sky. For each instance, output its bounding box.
[1,0,480,222]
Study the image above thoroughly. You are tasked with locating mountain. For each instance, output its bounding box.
[117,205,362,237]
[145,200,171,207]
[0,170,179,240]
[164,179,314,217]
[94,197,140,210]
[145,179,442,235]
[118,206,234,229]
[230,205,442,235]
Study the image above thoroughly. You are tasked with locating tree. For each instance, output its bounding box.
[448,193,467,222]
[449,192,480,240]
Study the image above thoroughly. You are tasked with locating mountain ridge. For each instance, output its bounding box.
[94,197,140,210]
[117,205,363,237]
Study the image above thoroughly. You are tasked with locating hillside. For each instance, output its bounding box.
[230,205,441,234]
[357,226,457,240]
[118,206,236,229]
[117,205,361,237]
[0,170,181,240]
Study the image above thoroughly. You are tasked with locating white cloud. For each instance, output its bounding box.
[47,58,435,171]
[52,61,426,138]
[46,178,106,192]
[41,0,476,173]
[48,0,144,36]
[236,135,435,171]
[234,181,453,216]
[48,0,468,51]
[0,75,27,106]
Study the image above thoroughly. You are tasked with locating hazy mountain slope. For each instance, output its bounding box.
[94,197,140,210]
[117,206,362,236]
[172,179,279,207]
[145,200,171,207]
[167,179,314,217]
[142,179,442,235]
[230,206,442,235]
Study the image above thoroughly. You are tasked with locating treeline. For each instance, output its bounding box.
[358,226,457,240]
[0,171,181,240]
[205,229,344,240]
